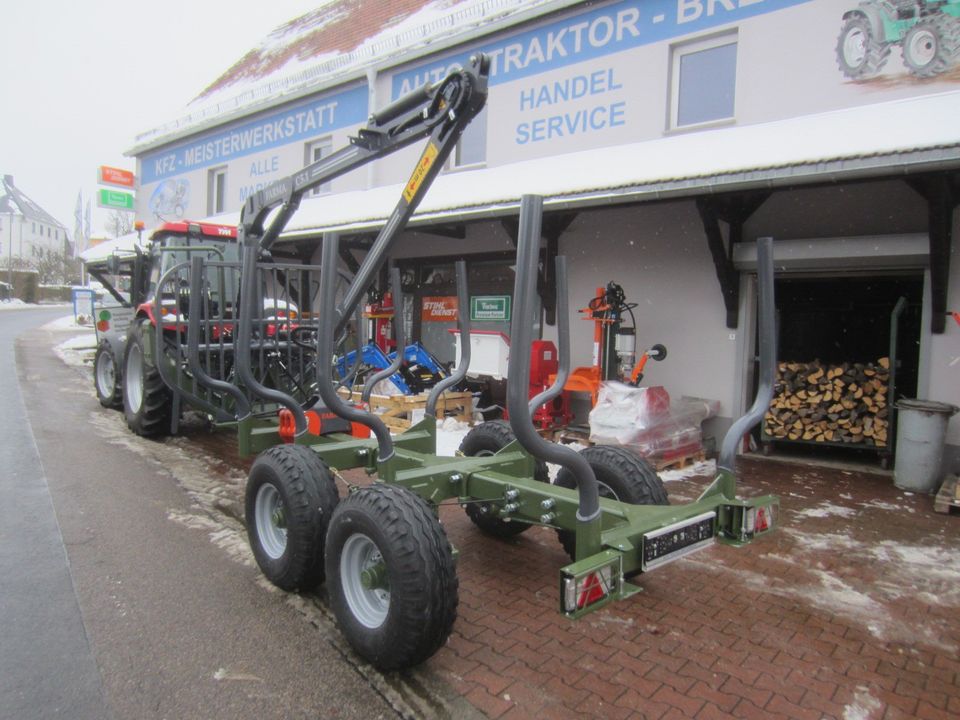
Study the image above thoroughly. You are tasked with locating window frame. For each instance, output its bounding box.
[304,137,334,195]
[207,165,228,215]
[668,31,739,132]
[449,105,488,171]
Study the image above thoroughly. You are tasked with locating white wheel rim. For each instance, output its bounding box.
[907,29,936,67]
[842,27,867,67]
[340,533,389,629]
[254,483,287,559]
[96,351,116,397]
[126,344,144,413]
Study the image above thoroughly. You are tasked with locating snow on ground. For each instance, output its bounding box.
[0,299,29,310]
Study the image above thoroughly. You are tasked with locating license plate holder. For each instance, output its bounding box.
[642,511,717,571]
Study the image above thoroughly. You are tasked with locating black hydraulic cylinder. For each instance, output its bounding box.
[426,261,471,418]
[718,236,776,474]
[506,195,600,522]
[316,233,394,461]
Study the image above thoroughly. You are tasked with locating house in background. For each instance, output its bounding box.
[0,174,70,265]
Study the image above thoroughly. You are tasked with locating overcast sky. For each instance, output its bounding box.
[0,1,321,239]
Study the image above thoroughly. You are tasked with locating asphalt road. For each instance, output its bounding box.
[3,310,404,720]
[0,306,108,720]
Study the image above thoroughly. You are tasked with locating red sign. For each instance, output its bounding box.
[421,296,458,322]
[98,165,135,188]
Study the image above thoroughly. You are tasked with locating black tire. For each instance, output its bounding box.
[122,319,173,436]
[94,341,122,409]
[902,15,960,78]
[458,420,549,537]
[245,444,339,591]
[325,484,458,671]
[555,445,668,560]
[835,14,890,79]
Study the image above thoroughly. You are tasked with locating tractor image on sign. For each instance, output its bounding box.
[836,0,960,79]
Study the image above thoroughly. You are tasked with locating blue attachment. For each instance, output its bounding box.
[335,341,412,394]
[390,341,446,377]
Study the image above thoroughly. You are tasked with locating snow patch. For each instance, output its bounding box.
[843,687,883,720]
[791,502,858,519]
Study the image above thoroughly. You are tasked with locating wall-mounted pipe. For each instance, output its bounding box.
[718,236,776,474]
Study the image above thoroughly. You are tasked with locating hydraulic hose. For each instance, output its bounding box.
[506,195,600,522]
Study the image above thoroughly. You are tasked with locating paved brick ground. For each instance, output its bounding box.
[384,455,960,720]
[132,418,960,719]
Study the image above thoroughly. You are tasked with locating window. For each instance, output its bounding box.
[670,33,738,130]
[207,166,228,215]
[452,106,487,168]
[304,138,333,195]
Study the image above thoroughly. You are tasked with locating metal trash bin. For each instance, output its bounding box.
[894,399,959,492]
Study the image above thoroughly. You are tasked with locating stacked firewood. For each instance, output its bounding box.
[763,358,890,447]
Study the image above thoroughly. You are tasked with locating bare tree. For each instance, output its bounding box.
[105,210,134,238]
[33,247,81,285]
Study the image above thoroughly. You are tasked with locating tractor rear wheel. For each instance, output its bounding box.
[122,319,172,436]
[902,16,960,78]
[325,484,458,671]
[835,14,890,79]
[94,341,122,409]
[245,444,339,591]
[458,420,549,537]
[555,445,668,559]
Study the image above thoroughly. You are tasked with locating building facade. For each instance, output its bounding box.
[0,174,69,265]
[129,0,960,471]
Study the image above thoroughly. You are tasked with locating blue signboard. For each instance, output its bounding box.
[142,84,368,184]
[392,0,811,98]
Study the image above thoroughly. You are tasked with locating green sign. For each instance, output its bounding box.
[471,295,511,322]
[97,188,134,211]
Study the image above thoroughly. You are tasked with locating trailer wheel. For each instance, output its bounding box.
[325,484,458,671]
[122,319,173,436]
[458,420,549,537]
[94,341,122,409]
[245,445,338,591]
[555,445,668,559]
[835,14,889,79]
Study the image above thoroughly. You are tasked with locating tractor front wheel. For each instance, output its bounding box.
[245,444,339,591]
[555,444,669,559]
[122,320,172,436]
[325,484,458,671]
[458,420,549,537]
[94,341,122,409]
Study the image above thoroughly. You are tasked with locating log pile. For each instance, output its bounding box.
[763,358,890,447]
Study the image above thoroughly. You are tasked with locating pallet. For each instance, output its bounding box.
[653,449,706,472]
[933,474,960,514]
[336,388,473,432]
